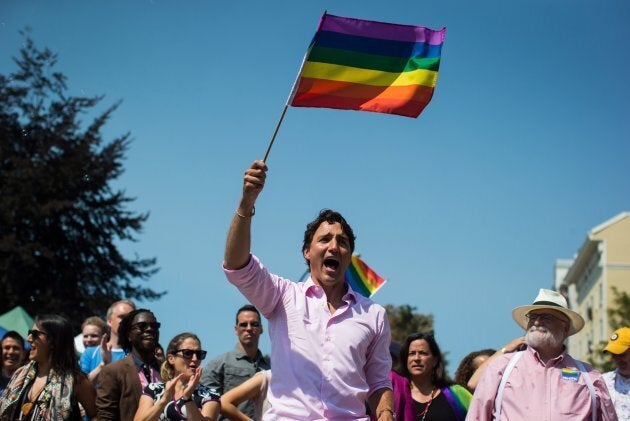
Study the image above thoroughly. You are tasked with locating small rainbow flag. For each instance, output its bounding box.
[345,255,387,298]
[289,13,446,118]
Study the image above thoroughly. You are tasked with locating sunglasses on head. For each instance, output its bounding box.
[131,322,161,331]
[174,349,207,360]
[27,329,47,339]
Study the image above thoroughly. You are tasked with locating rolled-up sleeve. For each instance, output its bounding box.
[224,254,283,318]
[365,307,392,396]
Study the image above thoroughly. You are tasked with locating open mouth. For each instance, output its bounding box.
[324,258,339,271]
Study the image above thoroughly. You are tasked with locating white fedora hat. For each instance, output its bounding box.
[512,288,585,336]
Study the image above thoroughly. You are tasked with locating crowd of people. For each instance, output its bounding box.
[0,159,628,420]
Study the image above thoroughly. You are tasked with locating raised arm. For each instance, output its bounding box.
[224,160,268,270]
[467,337,525,392]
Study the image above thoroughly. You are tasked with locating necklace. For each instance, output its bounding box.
[21,382,46,416]
[418,388,435,421]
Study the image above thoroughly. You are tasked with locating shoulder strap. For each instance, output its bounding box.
[574,359,597,421]
[493,351,523,421]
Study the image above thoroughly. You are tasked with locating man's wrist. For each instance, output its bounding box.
[377,408,395,419]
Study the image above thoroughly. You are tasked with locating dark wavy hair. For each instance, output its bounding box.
[161,332,201,381]
[454,348,495,390]
[118,309,156,353]
[34,315,80,376]
[399,332,452,388]
[302,209,356,266]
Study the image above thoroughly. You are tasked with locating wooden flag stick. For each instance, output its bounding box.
[262,105,288,163]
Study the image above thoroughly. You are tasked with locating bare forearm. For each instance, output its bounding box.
[224,160,267,270]
[224,203,253,270]
[368,387,394,421]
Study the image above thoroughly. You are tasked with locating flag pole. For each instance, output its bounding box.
[262,105,288,163]
[262,11,328,163]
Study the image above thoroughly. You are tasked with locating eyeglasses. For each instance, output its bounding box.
[174,349,207,360]
[237,321,261,328]
[27,329,48,339]
[525,313,568,324]
[131,322,161,331]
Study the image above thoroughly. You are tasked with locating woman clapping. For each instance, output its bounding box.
[134,333,220,421]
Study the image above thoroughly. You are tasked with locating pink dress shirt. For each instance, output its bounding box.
[466,346,618,421]
[224,254,392,420]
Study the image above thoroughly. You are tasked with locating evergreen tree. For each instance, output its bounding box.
[0,35,163,329]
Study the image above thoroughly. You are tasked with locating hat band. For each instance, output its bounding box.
[532,300,565,308]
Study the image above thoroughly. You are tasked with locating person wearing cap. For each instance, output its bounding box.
[466,288,617,421]
[603,327,630,419]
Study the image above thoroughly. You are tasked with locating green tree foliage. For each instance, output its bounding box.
[587,286,630,372]
[0,35,163,330]
[608,286,630,328]
[385,303,434,344]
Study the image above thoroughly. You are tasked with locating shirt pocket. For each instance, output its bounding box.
[224,366,254,390]
[557,382,589,416]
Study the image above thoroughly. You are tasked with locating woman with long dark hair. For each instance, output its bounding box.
[0,314,96,420]
[391,332,471,421]
[134,332,220,421]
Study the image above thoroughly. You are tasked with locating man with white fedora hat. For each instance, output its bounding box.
[467,288,617,420]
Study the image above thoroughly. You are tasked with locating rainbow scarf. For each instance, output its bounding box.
[344,255,387,298]
[289,13,446,118]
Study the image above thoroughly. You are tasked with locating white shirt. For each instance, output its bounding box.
[604,370,630,420]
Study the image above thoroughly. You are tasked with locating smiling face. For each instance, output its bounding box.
[303,221,352,290]
[82,324,103,348]
[168,337,202,380]
[128,312,159,356]
[27,324,51,365]
[406,339,438,382]
[2,337,25,374]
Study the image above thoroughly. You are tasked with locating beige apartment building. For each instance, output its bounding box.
[558,211,630,361]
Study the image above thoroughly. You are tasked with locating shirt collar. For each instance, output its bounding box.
[232,344,263,362]
[130,351,159,370]
[527,344,567,366]
[304,277,357,304]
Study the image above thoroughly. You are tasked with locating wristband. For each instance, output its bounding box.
[236,206,255,218]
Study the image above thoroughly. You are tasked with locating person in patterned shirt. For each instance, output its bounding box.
[135,332,220,421]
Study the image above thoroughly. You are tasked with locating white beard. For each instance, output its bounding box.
[525,326,565,350]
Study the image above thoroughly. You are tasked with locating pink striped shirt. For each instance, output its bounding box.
[467,346,617,421]
[224,255,392,420]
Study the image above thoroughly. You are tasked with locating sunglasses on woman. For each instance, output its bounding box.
[174,349,207,360]
[27,329,48,339]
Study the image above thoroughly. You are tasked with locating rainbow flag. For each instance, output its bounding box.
[289,13,446,118]
[345,255,387,298]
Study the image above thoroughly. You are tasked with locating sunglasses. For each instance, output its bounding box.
[131,322,161,331]
[27,329,48,339]
[174,349,207,360]
[525,313,568,324]
[238,321,261,328]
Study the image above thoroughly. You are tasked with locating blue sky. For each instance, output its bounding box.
[2,0,629,376]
